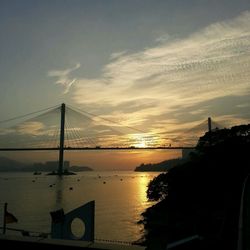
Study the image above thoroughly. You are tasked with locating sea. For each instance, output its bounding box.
[0,171,160,243]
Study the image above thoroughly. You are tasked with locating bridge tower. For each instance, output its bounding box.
[58,103,65,175]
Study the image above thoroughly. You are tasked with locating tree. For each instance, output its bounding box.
[139,123,250,250]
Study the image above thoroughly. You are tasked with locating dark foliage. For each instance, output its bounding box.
[139,124,250,250]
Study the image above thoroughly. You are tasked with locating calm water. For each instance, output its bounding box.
[0,171,160,242]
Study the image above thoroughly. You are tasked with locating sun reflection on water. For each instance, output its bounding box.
[137,174,152,204]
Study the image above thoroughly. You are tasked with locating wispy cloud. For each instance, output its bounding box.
[48,63,80,94]
[155,33,171,43]
[236,103,250,108]
[72,11,250,144]
[17,121,45,136]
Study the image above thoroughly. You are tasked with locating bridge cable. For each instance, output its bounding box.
[0,105,60,124]
[67,105,147,134]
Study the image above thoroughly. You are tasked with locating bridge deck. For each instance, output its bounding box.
[0,147,195,151]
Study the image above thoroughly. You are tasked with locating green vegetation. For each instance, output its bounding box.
[139,124,250,250]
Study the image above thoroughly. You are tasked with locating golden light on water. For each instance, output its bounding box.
[136,174,154,204]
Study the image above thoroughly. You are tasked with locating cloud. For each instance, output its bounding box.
[0,128,15,136]
[236,103,250,108]
[72,11,250,145]
[0,121,47,136]
[110,51,128,60]
[155,33,171,43]
[0,120,62,148]
[48,63,80,94]
[16,121,45,135]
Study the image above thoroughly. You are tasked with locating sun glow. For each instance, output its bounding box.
[136,140,146,148]
[131,134,147,148]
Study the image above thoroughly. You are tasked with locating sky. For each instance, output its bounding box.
[0,0,250,170]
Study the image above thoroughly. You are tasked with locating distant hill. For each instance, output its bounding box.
[0,156,28,171]
[134,158,186,172]
[0,157,93,172]
[20,164,93,172]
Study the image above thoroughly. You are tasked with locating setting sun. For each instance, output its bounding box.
[131,134,147,148]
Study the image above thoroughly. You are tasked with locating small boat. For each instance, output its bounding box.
[33,171,42,175]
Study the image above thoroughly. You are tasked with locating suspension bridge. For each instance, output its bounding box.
[0,103,224,175]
